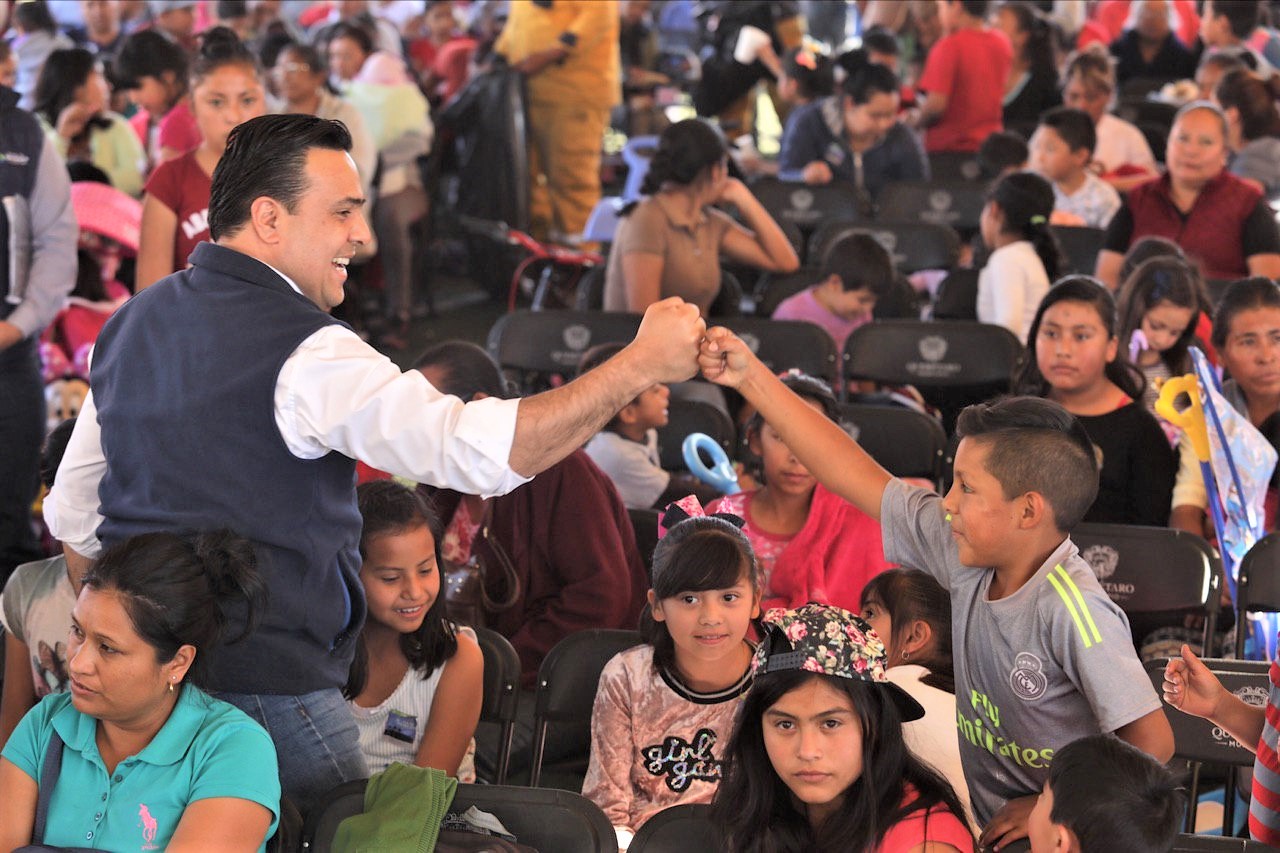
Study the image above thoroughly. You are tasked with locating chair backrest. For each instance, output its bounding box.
[629,804,722,852]
[927,151,985,182]
[842,320,1022,388]
[877,181,987,232]
[747,177,867,230]
[754,266,821,317]
[1139,121,1170,162]
[1205,278,1235,309]
[1239,532,1280,613]
[1146,658,1270,766]
[837,403,946,485]
[657,397,736,470]
[473,626,521,782]
[1071,523,1221,616]
[628,507,660,570]
[574,265,609,311]
[932,269,979,321]
[529,629,643,787]
[718,316,841,385]
[583,196,625,245]
[622,135,660,201]
[1170,834,1248,851]
[810,221,960,275]
[1051,225,1107,275]
[487,310,641,390]
[302,780,617,853]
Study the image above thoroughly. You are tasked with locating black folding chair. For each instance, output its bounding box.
[1234,532,1280,658]
[629,804,722,852]
[529,629,643,790]
[1205,279,1237,310]
[1146,658,1270,834]
[1170,834,1247,851]
[657,397,736,471]
[927,151,985,182]
[837,402,946,489]
[753,266,821,317]
[473,626,521,784]
[932,269,979,321]
[627,507,660,570]
[486,310,641,392]
[302,780,616,853]
[1071,522,1223,653]
[810,221,960,275]
[877,180,987,232]
[747,177,868,231]
[1052,225,1107,275]
[841,320,1023,428]
[718,316,841,386]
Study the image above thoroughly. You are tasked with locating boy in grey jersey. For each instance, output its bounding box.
[696,333,1174,851]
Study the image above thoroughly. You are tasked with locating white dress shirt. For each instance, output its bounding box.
[46,262,528,558]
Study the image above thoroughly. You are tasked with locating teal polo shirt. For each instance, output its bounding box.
[3,686,280,851]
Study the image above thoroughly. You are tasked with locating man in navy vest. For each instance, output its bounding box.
[0,83,77,584]
[47,114,707,815]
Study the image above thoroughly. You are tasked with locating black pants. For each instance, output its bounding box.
[0,337,45,584]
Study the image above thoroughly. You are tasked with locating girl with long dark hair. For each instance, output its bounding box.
[977,171,1063,341]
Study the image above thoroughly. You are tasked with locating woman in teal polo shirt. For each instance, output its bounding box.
[0,531,281,851]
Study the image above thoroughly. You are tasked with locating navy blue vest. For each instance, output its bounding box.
[92,243,364,694]
[0,85,45,322]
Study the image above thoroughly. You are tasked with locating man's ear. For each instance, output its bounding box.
[247,196,285,244]
[1018,490,1052,529]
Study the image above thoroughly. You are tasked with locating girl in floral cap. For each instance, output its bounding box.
[711,602,974,852]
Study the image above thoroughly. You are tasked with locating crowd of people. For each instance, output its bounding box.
[3,0,1280,851]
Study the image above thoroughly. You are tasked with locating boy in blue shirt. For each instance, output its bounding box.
[697,329,1174,850]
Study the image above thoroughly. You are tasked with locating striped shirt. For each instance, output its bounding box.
[1249,653,1280,845]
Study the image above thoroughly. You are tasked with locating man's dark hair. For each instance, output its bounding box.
[14,0,57,34]
[861,26,900,57]
[1210,0,1262,39]
[955,0,990,18]
[1049,735,1183,852]
[1039,106,1098,156]
[111,29,188,91]
[955,396,1099,532]
[207,114,353,241]
[413,340,512,400]
[977,131,1028,176]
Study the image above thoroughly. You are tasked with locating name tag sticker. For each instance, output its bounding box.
[385,709,417,743]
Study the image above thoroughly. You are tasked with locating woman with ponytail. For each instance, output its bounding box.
[0,531,282,851]
[977,170,1063,341]
[994,2,1061,124]
[602,118,798,316]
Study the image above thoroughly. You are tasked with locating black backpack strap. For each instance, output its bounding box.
[32,731,65,844]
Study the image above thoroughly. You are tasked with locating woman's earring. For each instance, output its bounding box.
[901,651,910,661]
[169,678,176,693]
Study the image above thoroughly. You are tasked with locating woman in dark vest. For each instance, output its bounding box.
[1095,101,1280,288]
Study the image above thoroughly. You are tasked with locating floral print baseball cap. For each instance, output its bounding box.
[753,602,925,722]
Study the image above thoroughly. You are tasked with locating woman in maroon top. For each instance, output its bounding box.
[136,27,266,289]
[1096,101,1280,289]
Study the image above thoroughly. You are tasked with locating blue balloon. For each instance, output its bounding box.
[682,433,740,495]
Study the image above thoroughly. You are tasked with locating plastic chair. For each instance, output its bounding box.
[1051,225,1107,275]
[837,403,946,488]
[811,221,961,275]
[747,177,868,231]
[473,626,521,785]
[301,780,617,853]
[1140,121,1170,162]
[754,266,821,317]
[629,804,722,852]
[718,316,841,386]
[876,181,987,232]
[1146,658,1270,834]
[583,196,626,245]
[657,397,736,471]
[1170,835,1247,851]
[622,135,660,201]
[932,269,979,321]
[486,310,642,392]
[1071,522,1222,653]
[926,151,985,182]
[627,507,660,570]
[529,629,643,789]
[1234,532,1280,657]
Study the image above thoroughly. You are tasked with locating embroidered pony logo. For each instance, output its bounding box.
[138,804,160,850]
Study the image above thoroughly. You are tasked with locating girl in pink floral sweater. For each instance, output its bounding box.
[582,503,761,850]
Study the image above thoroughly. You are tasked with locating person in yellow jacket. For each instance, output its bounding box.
[496,0,620,243]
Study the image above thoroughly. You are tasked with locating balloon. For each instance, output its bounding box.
[682,433,740,495]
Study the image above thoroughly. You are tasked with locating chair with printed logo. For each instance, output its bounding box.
[302,780,616,853]
[529,629,643,791]
[717,316,841,386]
[629,804,722,852]
[657,398,736,471]
[841,320,1022,429]
[1145,658,1269,834]
[748,178,868,257]
[836,403,947,490]
[1071,522,1223,654]
[809,221,961,275]
[926,151,986,182]
[876,181,987,233]
[753,266,821,317]
[486,310,642,393]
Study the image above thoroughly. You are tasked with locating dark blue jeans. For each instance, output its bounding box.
[0,337,45,583]
[214,687,368,820]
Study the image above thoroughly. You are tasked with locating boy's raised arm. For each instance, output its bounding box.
[699,327,893,520]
